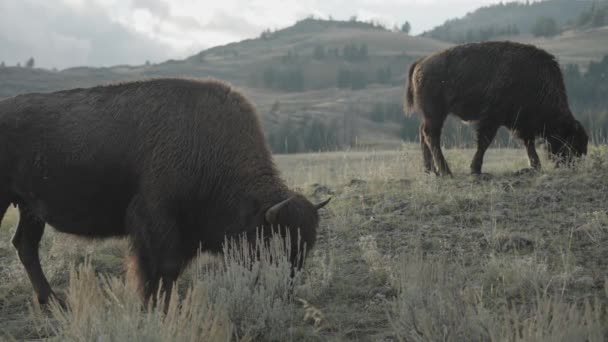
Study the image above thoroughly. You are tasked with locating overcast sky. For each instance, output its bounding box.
[0,0,512,69]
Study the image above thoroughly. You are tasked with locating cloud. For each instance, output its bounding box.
[198,11,264,37]
[132,0,171,18]
[171,15,204,31]
[0,0,508,68]
[0,0,173,69]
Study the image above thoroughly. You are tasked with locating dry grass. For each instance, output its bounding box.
[32,262,233,342]
[28,232,309,342]
[388,253,607,342]
[2,144,608,341]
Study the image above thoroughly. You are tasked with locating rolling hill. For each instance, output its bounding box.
[0,18,449,98]
[0,19,450,150]
[518,26,608,66]
[1,13,607,152]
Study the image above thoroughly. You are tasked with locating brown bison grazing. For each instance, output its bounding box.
[0,78,330,308]
[405,41,588,176]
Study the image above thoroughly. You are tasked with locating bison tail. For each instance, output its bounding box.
[404,60,419,117]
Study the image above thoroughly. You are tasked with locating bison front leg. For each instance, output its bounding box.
[470,124,499,175]
[11,206,57,305]
[422,119,452,176]
[125,196,184,312]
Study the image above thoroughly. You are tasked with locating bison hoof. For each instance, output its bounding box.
[514,168,539,176]
[436,170,452,177]
[39,292,67,310]
[471,173,493,181]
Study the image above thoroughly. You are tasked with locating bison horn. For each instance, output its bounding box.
[314,198,331,210]
[265,196,294,224]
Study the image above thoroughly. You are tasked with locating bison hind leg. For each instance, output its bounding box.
[419,122,436,174]
[11,205,58,306]
[420,115,452,176]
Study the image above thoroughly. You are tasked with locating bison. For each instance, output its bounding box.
[405,41,588,176]
[0,78,329,309]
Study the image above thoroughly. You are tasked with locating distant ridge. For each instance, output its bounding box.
[423,0,595,43]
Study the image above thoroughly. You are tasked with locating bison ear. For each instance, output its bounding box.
[314,198,331,210]
[265,196,294,224]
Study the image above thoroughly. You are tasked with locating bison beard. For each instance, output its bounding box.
[405,41,589,176]
[0,78,329,311]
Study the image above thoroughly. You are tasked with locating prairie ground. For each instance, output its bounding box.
[1,144,608,341]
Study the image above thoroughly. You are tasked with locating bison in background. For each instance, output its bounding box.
[405,41,588,176]
[0,78,329,310]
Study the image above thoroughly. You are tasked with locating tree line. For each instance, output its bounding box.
[576,1,608,29]
[0,57,35,68]
[423,0,597,43]
[262,42,399,91]
[430,5,607,43]
[563,55,608,139]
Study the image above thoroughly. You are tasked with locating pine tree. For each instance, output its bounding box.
[313,45,325,60]
[401,21,411,35]
[532,17,559,37]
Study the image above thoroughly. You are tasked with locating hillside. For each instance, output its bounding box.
[520,26,608,66]
[0,19,447,99]
[423,0,595,43]
[1,16,607,153]
[0,19,449,151]
[576,0,608,30]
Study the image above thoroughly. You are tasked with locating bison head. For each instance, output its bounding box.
[546,119,588,166]
[254,194,330,269]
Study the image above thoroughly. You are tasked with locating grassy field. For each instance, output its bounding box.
[518,26,608,68]
[1,144,608,341]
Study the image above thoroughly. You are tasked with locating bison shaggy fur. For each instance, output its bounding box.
[406,41,588,176]
[0,78,329,308]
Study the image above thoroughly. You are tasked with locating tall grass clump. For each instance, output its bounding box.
[33,231,307,341]
[388,254,607,342]
[492,295,607,342]
[32,261,233,342]
[388,254,491,341]
[197,231,304,340]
